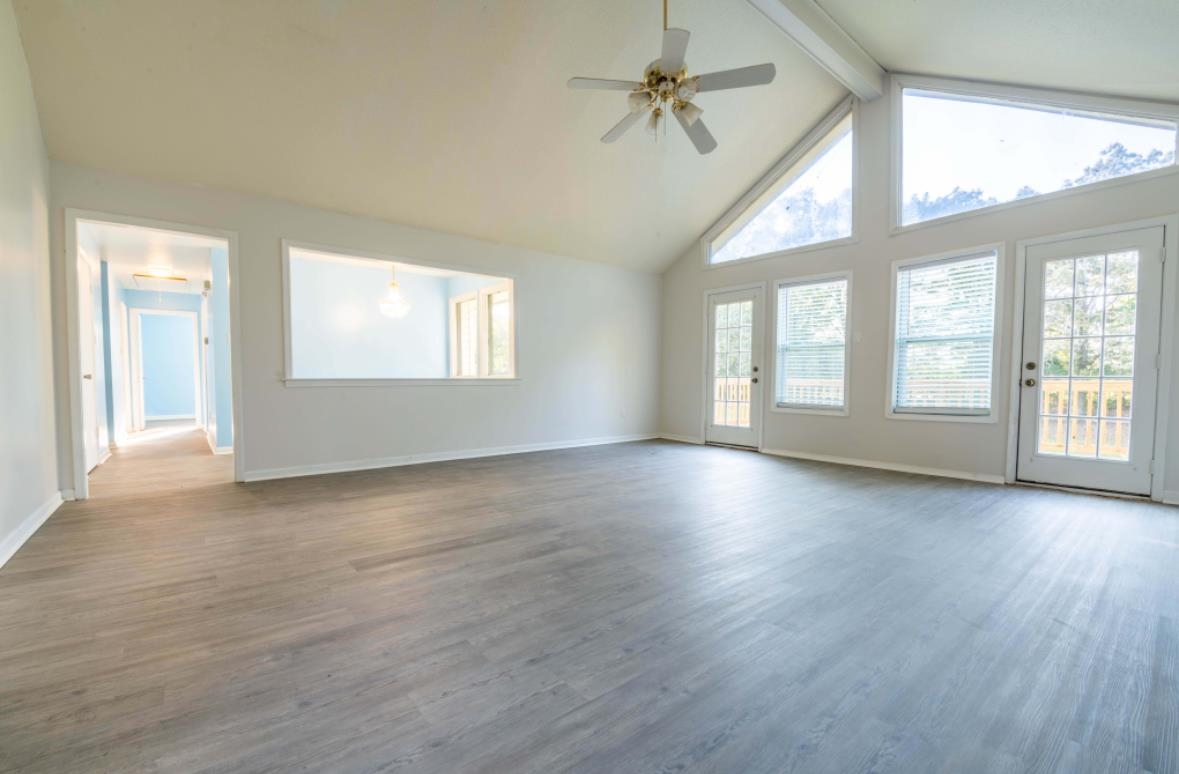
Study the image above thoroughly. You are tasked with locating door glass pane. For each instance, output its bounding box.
[1035,251,1139,460]
[711,299,754,428]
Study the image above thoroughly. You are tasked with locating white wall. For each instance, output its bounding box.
[49,162,662,482]
[0,0,59,564]
[661,91,1179,496]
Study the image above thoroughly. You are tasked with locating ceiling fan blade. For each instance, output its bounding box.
[694,63,776,92]
[660,28,690,74]
[568,77,643,91]
[674,109,717,154]
[601,109,647,143]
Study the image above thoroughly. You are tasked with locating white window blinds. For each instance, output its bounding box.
[776,278,848,409]
[893,252,997,414]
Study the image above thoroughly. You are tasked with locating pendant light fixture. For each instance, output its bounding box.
[378,265,411,319]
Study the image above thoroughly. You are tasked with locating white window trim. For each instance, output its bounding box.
[890,73,1179,235]
[886,243,1005,424]
[280,238,519,385]
[770,270,852,416]
[448,292,479,378]
[479,280,516,379]
[701,96,858,269]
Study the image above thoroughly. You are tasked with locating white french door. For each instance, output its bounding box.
[1017,226,1165,495]
[705,287,763,447]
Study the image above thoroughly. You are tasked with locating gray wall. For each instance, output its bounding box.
[660,91,1179,499]
[49,162,662,481]
[0,0,59,559]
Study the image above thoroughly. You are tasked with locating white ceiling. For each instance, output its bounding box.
[14,0,845,274]
[78,219,225,291]
[816,0,1179,103]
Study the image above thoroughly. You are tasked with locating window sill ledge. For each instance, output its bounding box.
[886,410,996,424]
[770,405,849,417]
[284,378,520,388]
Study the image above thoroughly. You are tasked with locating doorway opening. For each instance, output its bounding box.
[1014,222,1170,497]
[68,213,240,499]
[704,284,764,448]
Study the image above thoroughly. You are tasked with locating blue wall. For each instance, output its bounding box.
[288,254,450,379]
[140,313,196,418]
[123,289,203,422]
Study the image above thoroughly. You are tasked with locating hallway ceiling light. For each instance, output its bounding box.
[379,266,411,319]
[144,265,176,278]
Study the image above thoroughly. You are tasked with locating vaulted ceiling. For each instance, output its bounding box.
[15,1,1179,275]
[815,0,1179,103]
[13,0,844,273]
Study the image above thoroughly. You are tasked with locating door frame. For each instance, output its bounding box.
[700,281,768,450]
[64,209,246,499]
[129,308,202,428]
[1005,214,1178,502]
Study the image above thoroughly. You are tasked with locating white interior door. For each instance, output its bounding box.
[705,287,763,447]
[76,256,100,472]
[1017,225,1165,495]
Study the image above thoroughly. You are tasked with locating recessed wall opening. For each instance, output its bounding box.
[71,216,237,498]
[283,243,516,382]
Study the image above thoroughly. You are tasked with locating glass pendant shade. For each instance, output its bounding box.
[379,275,411,318]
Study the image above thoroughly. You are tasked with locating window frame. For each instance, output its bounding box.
[886,243,1004,424]
[281,238,519,386]
[448,292,479,378]
[890,73,1179,234]
[770,270,852,416]
[480,281,516,378]
[701,96,858,269]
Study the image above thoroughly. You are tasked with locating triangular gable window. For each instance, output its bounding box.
[710,111,853,264]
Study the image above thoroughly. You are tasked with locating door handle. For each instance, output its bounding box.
[751,377,759,384]
[82,373,93,380]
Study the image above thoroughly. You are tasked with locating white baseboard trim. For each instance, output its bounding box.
[1163,491,1179,506]
[0,491,64,570]
[242,433,659,483]
[97,447,112,466]
[659,434,704,445]
[761,448,1006,485]
[205,429,233,456]
[60,488,76,501]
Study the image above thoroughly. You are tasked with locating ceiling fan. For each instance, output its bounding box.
[568,0,776,154]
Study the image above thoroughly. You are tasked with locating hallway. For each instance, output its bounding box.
[88,425,232,499]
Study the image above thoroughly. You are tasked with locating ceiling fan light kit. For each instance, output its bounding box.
[568,0,776,154]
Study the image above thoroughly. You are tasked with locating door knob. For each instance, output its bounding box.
[1024,378,1036,387]
[751,377,759,384]
[82,373,93,380]
[1025,361,1037,370]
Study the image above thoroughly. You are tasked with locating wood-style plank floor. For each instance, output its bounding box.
[1,429,1177,773]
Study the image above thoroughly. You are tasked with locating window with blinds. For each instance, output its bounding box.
[776,276,848,410]
[892,251,998,415]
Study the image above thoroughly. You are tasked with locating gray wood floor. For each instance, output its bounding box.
[1,430,1177,773]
